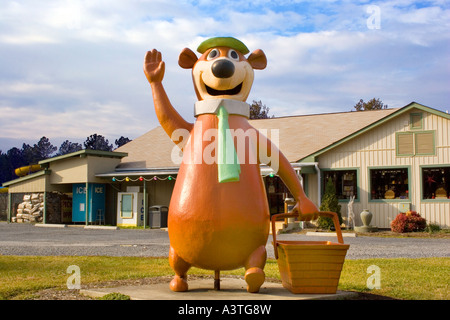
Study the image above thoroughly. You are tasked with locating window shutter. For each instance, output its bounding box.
[397,133,414,155]
[410,113,422,129]
[415,132,434,154]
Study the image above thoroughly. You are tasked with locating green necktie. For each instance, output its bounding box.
[217,106,241,183]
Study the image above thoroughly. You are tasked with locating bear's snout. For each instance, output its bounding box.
[211,59,235,79]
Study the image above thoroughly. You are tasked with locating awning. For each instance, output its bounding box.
[98,162,319,180]
[96,167,180,179]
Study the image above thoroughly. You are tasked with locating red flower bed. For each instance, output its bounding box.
[391,211,426,233]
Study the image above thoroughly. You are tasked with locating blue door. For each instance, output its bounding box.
[72,183,105,222]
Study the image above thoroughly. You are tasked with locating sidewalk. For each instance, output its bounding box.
[81,277,358,300]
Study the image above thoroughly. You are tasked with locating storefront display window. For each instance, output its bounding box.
[422,167,450,200]
[322,170,358,200]
[370,168,409,200]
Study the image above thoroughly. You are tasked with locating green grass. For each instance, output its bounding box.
[0,256,448,300]
[97,292,130,300]
[339,258,449,300]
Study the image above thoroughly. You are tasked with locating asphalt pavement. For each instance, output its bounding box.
[0,222,449,259]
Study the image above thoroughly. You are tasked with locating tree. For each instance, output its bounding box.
[250,100,274,119]
[0,151,9,184]
[353,98,388,111]
[21,143,37,165]
[318,177,343,230]
[57,140,83,156]
[33,136,57,161]
[115,136,131,149]
[0,147,26,183]
[20,137,57,164]
[7,147,25,170]
[83,134,113,151]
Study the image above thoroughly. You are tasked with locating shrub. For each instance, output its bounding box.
[391,211,426,233]
[318,177,342,230]
[425,223,441,233]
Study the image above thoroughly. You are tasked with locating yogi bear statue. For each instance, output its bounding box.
[143,37,319,293]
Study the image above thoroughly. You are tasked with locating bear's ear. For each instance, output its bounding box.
[247,49,267,70]
[179,48,198,69]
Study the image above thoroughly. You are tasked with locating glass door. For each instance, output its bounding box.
[120,193,134,218]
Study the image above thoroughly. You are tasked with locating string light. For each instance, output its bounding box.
[111,173,278,182]
[111,175,177,182]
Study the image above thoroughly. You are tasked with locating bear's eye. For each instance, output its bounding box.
[207,49,220,61]
[228,49,239,61]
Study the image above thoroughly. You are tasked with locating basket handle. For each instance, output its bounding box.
[271,211,344,259]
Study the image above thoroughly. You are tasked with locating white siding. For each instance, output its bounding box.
[316,108,450,229]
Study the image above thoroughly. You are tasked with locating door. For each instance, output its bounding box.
[120,193,134,219]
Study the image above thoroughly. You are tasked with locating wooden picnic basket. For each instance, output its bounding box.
[271,211,350,294]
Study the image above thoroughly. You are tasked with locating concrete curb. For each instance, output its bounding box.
[35,223,67,228]
[306,232,357,237]
[84,226,120,230]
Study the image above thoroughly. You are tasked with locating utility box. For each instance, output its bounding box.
[399,203,411,213]
[72,183,105,223]
[149,205,168,228]
[117,192,144,227]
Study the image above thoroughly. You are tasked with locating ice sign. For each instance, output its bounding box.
[76,186,86,194]
[95,187,104,194]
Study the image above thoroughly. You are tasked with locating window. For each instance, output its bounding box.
[397,133,414,156]
[410,113,423,130]
[370,168,409,200]
[422,167,450,200]
[322,169,358,200]
[396,131,435,156]
[415,131,434,155]
[120,193,134,218]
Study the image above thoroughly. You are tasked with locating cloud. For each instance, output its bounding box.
[0,100,148,141]
[0,0,449,152]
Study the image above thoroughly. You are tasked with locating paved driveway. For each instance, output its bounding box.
[0,222,449,259]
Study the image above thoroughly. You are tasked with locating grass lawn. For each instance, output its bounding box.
[0,256,448,300]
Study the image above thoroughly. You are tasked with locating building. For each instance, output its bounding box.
[298,102,450,229]
[3,150,127,225]
[3,102,449,229]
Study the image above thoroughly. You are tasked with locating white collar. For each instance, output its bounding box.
[194,99,250,118]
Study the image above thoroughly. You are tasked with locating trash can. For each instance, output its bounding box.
[149,205,168,228]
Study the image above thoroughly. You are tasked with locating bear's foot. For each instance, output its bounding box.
[244,267,265,293]
[170,275,188,292]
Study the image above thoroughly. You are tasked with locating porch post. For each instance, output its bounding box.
[143,179,148,229]
[43,191,47,224]
[7,192,12,223]
[85,182,89,226]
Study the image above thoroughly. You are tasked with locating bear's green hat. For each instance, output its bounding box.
[197,37,249,55]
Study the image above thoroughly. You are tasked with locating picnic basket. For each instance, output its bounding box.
[271,211,350,294]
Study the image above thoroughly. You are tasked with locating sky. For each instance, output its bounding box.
[0,0,449,152]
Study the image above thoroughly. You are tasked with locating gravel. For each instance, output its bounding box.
[1,222,449,259]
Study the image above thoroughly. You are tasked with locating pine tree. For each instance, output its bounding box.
[249,100,274,119]
[318,177,343,230]
[83,134,113,151]
[57,140,83,156]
